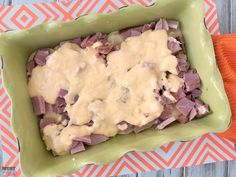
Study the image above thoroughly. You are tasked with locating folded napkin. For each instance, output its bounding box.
[212,34,236,143]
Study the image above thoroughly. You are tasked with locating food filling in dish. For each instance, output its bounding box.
[27,19,210,155]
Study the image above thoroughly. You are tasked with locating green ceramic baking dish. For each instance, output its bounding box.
[0,0,231,176]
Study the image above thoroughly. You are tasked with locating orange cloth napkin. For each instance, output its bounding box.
[212,34,236,143]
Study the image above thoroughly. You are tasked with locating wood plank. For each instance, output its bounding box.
[11,0,56,5]
[231,0,236,33]
[137,168,183,177]
[216,0,231,34]
[118,174,137,177]
[185,162,228,177]
[0,138,3,177]
[227,160,236,177]
[0,0,11,5]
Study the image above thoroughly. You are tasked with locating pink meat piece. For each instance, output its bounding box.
[71,37,82,45]
[160,95,175,105]
[142,22,155,32]
[26,60,36,77]
[89,134,108,145]
[133,120,155,133]
[162,19,169,30]
[168,20,179,29]
[171,87,186,100]
[58,89,68,98]
[176,97,195,116]
[176,115,189,124]
[112,45,120,51]
[70,141,85,154]
[155,19,163,30]
[168,38,182,54]
[190,89,202,98]
[177,36,186,52]
[129,26,143,32]
[120,26,143,38]
[31,96,46,115]
[61,112,69,121]
[55,97,66,113]
[86,32,103,47]
[117,121,133,134]
[74,136,92,144]
[183,72,201,92]
[178,71,185,78]
[40,118,55,129]
[159,105,172,120]
[34,49,50,66]
[177,58,190,72]
[97,43,113,55]
[156,117,176,130]
[80,36,90,49]
[189,108,197,120]
[130,30,141,37]
[45,103,53,113]
[195,99,210,117]
[155,19,169,30]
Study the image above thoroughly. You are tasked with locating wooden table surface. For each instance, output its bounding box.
[0,0,235,177]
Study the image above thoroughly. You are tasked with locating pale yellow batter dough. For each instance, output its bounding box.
[28,30,183,155]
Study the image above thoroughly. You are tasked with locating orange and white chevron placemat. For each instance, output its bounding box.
[0,0,234,177]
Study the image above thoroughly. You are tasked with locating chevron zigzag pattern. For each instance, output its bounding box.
[0,0,228,177]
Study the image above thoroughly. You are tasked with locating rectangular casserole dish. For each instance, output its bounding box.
[0,0,231,176]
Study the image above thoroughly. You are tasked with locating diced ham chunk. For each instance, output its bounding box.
[89,134,108,145]
[120,26,143,38]
[70,141,85,154]
[171,87,186,100]
[26,60,36,76]
[142,22,155,32]
[133,120,155,133]
[34,49,50,66]
[168,37,182,54]
[159,105,172,120]
[80,36,89,49]
[73,134,108,146]
[86,32,103,46]
[71,37,82,45]
[184,72,201,92]
[58,89,68,97]
[176,115,188,124]
[45,103,53,113]
[190,89,202,98]
[156,117,176,130]
[61,112,69,121]
[31,96,46,115]
[74,136,92,144]
[168,20,179,29]
[97,44,113,55]
[176,97,195,116]
[55,97,66,113]
[40,118,55,129]
[155,19,169,30]
[195,99,210,117]
[189,108,197,120]
[177,58,190,72]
